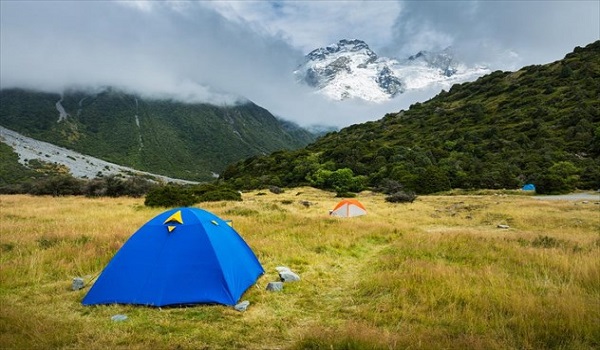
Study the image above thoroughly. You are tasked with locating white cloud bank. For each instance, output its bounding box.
[1,1,598,128]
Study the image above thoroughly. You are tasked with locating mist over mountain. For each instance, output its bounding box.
[2,1,597,129]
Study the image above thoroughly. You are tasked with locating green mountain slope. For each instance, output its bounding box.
[0,88,316,182]
[221,41,600,194]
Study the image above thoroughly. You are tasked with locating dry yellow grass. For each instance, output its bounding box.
[1,190,598,349]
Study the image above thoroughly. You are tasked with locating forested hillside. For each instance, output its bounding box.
[0,89,316,182]
[221,41,600,194]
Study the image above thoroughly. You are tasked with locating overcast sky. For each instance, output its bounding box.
[1,1,598,128]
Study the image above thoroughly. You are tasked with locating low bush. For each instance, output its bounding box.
[197,188,242,202]
[269,186,284,194]
[144,185,196,207]
[144,184,242,207]
[335,191,356,198]
[385,191,417,203]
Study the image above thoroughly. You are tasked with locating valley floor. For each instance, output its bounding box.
[1,189,598,349]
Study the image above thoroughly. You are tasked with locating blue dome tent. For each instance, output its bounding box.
[522,184,536,191]
[82,207,264,307]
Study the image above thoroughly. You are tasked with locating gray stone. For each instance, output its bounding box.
[234,300,250,312]
[497,224,510,229]
[266,282,284,292]
[72,277,84,291]
[279,270,300,282]
[111,314,128,322]
[276,266,300,282]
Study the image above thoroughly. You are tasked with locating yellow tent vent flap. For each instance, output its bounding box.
[164,210,184,225]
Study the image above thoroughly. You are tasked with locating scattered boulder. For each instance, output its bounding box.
[266,267,300,292]
[111,314,128,322]
[276,266,300,282]
[497,224,510,229]
[72,277,84,291]
[234,300,250,312]
[300,200,312,208]
[266,282,284,292]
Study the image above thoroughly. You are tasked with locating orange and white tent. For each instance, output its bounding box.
[330,199,367,218]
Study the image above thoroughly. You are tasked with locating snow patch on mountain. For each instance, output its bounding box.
[134,97,144,150]
[56,97,69,122]
[294,39,490,102]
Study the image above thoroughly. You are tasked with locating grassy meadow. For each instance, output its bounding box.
[0,189,599,349]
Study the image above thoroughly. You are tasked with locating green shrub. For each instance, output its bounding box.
[144,184,242,207]
[28,175,85,196]
[335,191,356,198]
[415,166,451,194]
[531,235,563,248]
[84,175,156,197]
[144,185,196,207]
[269,186,284,194]
[190,183,219,197]
[385,191,417,203]
[224,207,259,216]
[197,189,242,202]
[376,179,404,195]
[534,172,576,195]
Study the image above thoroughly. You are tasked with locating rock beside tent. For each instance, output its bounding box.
[234,300,250,312]
[266,282,284,292]
[265,266,300,292]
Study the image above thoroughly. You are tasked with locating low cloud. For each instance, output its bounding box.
[1,2,299,104]
[386,1,600,70]
[1,1,598,128]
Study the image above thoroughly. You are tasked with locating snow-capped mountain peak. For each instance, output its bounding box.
[295,39,402,102]
[294,39,490,102]
[407,47,458,76]
[306,39,377,62]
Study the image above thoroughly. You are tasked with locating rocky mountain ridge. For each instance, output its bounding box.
[0,88,317,182]
[0,125,196,183]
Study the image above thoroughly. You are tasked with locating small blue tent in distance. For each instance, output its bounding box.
[522,184,536,191]
[82,207,264,307]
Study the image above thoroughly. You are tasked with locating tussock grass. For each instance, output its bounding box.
[1,190,598,349]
